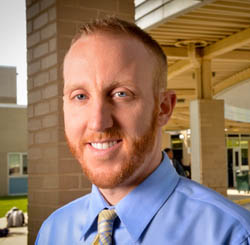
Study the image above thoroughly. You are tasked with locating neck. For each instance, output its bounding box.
[98,148,163,206]
[99,185,136,206]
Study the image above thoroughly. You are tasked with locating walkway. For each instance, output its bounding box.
[0,213,27,245]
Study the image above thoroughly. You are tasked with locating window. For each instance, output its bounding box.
[241,149,248,166]
[240,140,248,148]
[8,153,28,176]
[171,135,183,149]
[227,138,240,148]
[22,154,28,175]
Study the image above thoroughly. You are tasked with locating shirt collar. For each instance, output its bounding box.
[81,185,109,241]
[115,152,180,242]
[81,152,180,242]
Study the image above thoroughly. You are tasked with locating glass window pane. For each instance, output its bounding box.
[235,151,239,167]
[171,136,183,149]
[22,154,28,175]
[227,139,233,148]
[227,139,240,148]
[233,139,240,147]
[240,140,248,148]
[9,154,21,176]
[241,149,248,166]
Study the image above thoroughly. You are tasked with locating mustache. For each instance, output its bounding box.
[80,127,124,144]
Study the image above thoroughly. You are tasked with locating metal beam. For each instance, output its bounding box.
[213,67,250,95]
[203,27,250,59]
[201,59,212,99]
[175,101,190,108]
[162,46,188,60]
[136,0,215,30]
[168,60,193,81]
[164,49,250,62]
[215,50,250,62]
[173,88,196,96]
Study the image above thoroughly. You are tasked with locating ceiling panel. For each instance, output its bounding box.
[145,0,250,132]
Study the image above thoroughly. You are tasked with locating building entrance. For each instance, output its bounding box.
[226,134,249,188]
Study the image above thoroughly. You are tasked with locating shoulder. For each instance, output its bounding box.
[175,178,250,227]
[162,178,250,244]
[46,193,90,224]
[36,193,91,244]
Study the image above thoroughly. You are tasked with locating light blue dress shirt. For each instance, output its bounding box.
[36,153,250,244]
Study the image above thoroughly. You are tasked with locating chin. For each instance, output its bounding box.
[80,157,138,189]
[82,167,125,189]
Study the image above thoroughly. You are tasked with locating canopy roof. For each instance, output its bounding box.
[136,0,250,133]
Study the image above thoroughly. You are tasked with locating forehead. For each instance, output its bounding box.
[72,31,150,53]
[63,32,157,95]
[64,32,155,71]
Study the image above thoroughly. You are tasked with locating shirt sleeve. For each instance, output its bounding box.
[35,230,40,245]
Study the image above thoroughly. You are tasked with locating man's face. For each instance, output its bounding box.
[167,150,173,160]
[63,33,163,189]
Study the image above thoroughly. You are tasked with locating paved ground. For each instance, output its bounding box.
[0,213,27,245]
[243,202,250,211]
[0,190,249,244]
[227,188,250,211]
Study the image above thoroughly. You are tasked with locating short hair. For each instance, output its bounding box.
[164,148,172,153]
[69,16,167,94]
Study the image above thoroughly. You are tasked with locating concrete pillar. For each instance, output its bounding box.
[190,99,227,196]
[195,59,212,100]
[162,131,171,150]
[26,0,134,244]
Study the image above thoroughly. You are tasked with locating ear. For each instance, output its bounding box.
[158,90,176,126]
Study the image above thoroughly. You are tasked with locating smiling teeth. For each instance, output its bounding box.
[91,141,118,150]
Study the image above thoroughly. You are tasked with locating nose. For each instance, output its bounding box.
[87,99,113,132]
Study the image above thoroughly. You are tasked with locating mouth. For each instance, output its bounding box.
[89,140,122,150]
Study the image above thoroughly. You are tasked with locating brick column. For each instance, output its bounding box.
[26,0,134,244]
[162,131,171,150]
[190,100,227,196]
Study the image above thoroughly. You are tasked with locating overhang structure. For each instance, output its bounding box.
[136,0,250,133]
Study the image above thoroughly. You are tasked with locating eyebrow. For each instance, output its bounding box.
[109,80,137,88]
[64,79,138,91]
[63,83,86,94]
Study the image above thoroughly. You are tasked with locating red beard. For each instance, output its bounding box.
[65,104,159,189]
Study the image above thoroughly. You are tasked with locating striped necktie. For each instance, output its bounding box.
[92,209,117,245]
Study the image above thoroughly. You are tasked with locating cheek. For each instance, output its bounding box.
[117,105,152,137]
[64,107,85,139]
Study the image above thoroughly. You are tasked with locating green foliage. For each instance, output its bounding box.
[0,195,27,218]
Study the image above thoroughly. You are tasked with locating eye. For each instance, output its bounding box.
[113,91,128,98]
[75,94,87,100]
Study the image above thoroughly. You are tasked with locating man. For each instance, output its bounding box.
[36,17,250,244]
[164,148,187,177]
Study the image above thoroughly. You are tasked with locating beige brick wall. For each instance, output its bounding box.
[190,100,227,196]
[162,131,171,150]
[26,0,134,244]
[0,66,17,103]
[0,153,8,196]
[0,107,27,196]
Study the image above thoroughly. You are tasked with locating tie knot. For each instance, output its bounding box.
[98,209,117,224]
[93,209,117,244]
